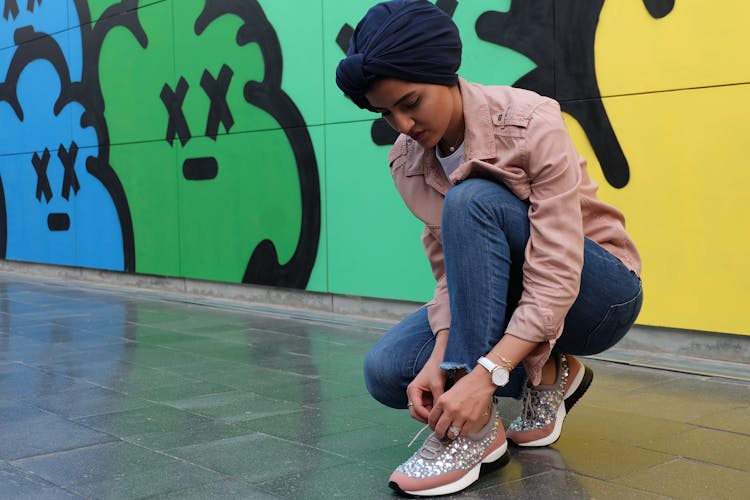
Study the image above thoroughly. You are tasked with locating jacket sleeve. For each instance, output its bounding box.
[421,225,451,334]
[505,100,584,385]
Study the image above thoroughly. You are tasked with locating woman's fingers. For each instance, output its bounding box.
[406,387,431,423]
[448,420,466,440]
[429,384,492,438]
[432,405,465,440]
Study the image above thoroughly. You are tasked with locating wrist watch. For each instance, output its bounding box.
[477,356,512,387]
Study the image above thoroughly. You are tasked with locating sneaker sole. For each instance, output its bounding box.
[389,442,509,497]
[511,363,594,448]
[564,364,593,413]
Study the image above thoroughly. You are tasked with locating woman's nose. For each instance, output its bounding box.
[392,113,414,135]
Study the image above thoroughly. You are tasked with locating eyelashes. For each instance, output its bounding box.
[161,64,235,146]
[405,98,420,109]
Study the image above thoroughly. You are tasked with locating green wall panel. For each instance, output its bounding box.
[175,130,302,283]
[98,0,175,146]
[302,125,328,294]
[109,141,180,277]
[86,0,165,28]
[452,0,534,87]
[325,121,432,302]
[258,0,326,127]
[322,0,379,125]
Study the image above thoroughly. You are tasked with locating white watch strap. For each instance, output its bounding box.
[477,356,497,373]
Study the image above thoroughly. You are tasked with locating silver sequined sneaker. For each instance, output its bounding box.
[388,401,509,496]
[506,354,593,447]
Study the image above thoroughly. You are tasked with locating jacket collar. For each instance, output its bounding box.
[458,77,497,161]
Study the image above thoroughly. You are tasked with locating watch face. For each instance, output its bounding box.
[492,368,510,387]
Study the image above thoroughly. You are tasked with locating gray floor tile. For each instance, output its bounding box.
[73,404,218,441]
[0,362,97,399]
[254,460,392,499]
[0,402,117,460]
[1,274,749,499]
[132,379,237,403]
[558,405,696,446]
[692,405,750,435]
[310,424,417,458]
[163,390,303,423]
[238,408,378,444]
[637,426,750,471]
[545,437,675,480]
[167,434,348,484]
[145,479,279,499]
[474,469,670,499]
[13,441,224,499]
[19,385,151,419]
[613,458,750,499]
[0,462,83,499]
[585,378,744,423]
[119,344,210,369]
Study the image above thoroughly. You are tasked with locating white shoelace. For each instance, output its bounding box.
[408,424,432,447]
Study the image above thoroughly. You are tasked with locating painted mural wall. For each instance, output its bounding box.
[1,0,748,336]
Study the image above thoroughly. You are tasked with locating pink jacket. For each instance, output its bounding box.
[387,78,641,384]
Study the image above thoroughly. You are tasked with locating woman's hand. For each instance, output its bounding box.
[405,329,449,423]
[428,367,496,439]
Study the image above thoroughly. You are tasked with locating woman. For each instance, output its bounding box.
[336,1,643,496]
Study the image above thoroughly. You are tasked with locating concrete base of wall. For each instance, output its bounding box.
[2,259,748,381]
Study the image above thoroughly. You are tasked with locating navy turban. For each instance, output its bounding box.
[335,0,462,111]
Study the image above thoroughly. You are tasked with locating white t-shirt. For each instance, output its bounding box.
[435,142,465,182]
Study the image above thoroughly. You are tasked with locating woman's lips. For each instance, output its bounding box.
[411,130,425,141]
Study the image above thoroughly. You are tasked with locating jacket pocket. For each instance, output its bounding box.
[493,111,529,138]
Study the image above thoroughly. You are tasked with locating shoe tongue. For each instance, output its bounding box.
[419,433,446,459]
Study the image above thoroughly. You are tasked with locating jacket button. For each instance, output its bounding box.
[497,114,503,121]
[406,139,413,145]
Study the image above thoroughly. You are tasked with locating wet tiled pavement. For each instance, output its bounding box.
[0,273,748,499]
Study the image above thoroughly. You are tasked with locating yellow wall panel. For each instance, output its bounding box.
[564,84,750,335]
[597,1,750,96]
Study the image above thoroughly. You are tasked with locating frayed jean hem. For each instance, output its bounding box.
[440,362,471,372]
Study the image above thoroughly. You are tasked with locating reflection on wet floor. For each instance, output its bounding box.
[0,275,748,499]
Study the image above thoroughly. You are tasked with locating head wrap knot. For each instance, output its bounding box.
[335,0,462,111]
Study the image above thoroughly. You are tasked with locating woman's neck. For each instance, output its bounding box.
[438,87,465,156]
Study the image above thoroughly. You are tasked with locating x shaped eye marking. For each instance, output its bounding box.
[58,141,80,200]
[3,0,19,20]
[161,77,191,146]
[201,64,234,139]
[26,0,41,13]
[32,148,52,203]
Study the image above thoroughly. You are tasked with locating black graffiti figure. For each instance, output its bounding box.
[477,0,675,188]
[3,0,42,20]
[92,0,321,288]
[0,1,137,270]
[198,0,322,287]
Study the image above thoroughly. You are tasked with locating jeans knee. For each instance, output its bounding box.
[363,347,406,409]
[443,179,479,220]
[443,179,518,225]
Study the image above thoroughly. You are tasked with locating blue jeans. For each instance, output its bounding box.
[364,179,643,408]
